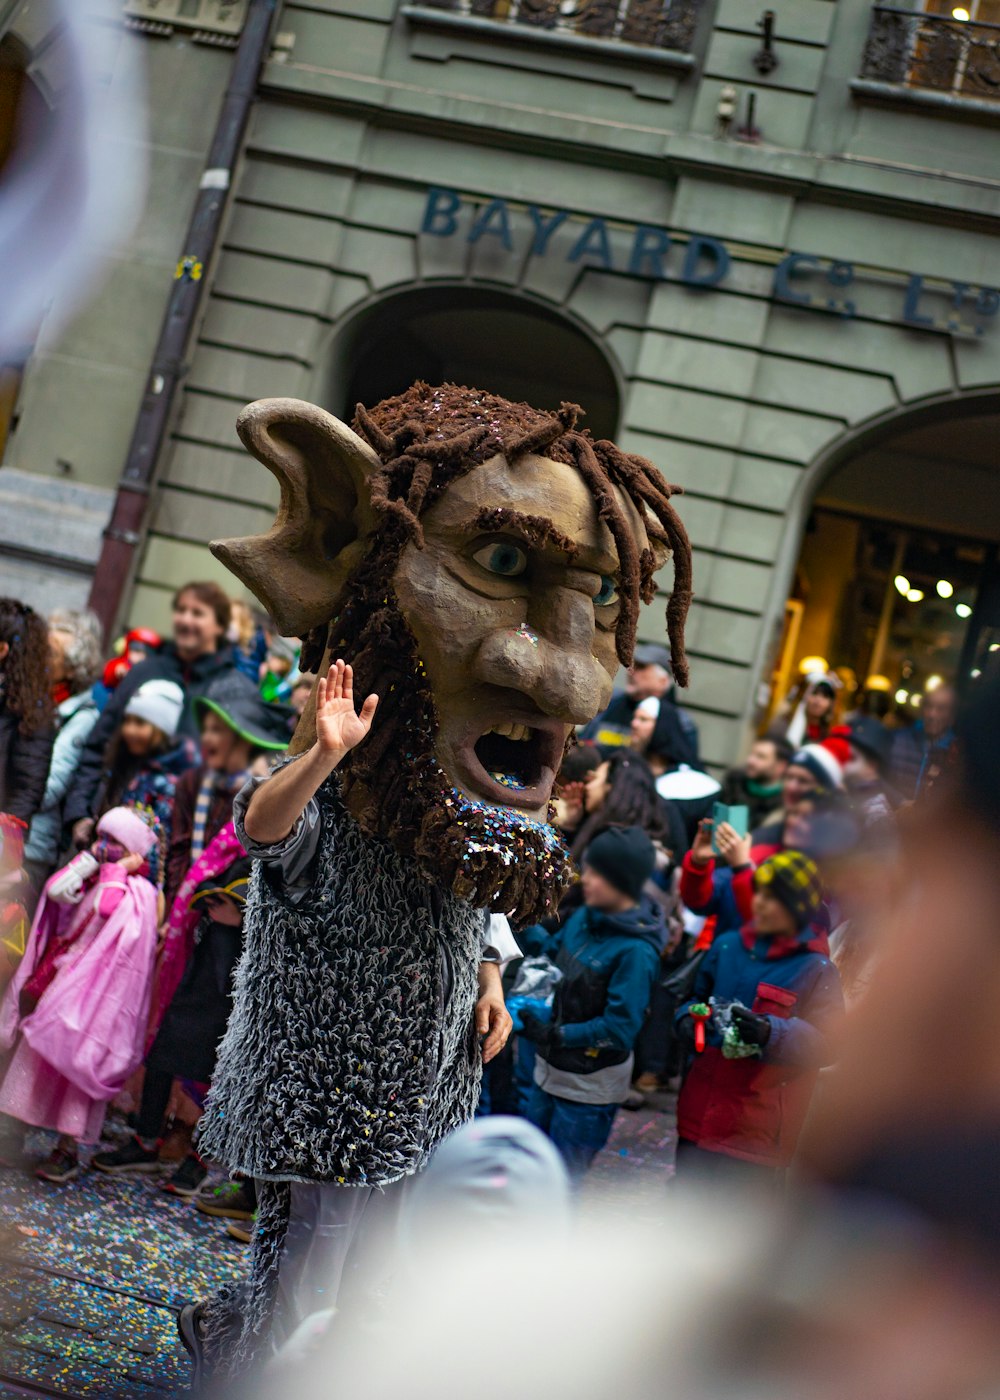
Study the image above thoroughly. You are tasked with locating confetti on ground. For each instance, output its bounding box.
[0,1102,679,1395]
[0,1126,248,1399]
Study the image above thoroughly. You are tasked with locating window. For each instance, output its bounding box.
[419,0,703,52]
[860,2,1000,102]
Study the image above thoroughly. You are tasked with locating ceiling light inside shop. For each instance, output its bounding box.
[952,6,971,18]
[894,688,909,704]
[990,643,1000,653]
[798,656,828,675]
[906,588,924,602]
[925,674,943,691]
[894,574,910,595]
[956,603,973,619]
[971,668,982,678]
[936,579,954,598]
[910,694,921,707]
[865,674,891,692]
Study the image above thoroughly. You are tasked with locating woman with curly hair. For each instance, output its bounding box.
[0,598,53,825]
[24,610,104,882]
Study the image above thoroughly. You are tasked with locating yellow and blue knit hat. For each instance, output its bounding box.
[754,851,822,929]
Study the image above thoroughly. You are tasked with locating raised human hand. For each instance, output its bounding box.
[690,817,715,868]
[315,660,379,758]
[554,779,585,832]
[714,821,752,869]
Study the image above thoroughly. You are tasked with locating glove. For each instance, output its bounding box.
[518,1009,563,1054]
[731,1006,771,1047]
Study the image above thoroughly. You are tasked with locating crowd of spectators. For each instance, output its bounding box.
[0,586,967,1203]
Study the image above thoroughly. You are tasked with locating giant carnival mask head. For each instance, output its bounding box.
[212,384,692,923]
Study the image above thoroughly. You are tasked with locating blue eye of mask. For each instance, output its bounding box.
[474,542,529,577]
[594,576,619,606]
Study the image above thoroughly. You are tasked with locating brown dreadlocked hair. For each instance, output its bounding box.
[295,383,691,923]
[0,597,52,736]
[347,381,692,684]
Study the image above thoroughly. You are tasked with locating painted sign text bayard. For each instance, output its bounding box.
[422,187,998,340]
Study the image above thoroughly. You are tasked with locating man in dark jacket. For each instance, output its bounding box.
[519,827,664,1180]
[888,683,956,800]
[675,851,843,1181]
[64,582,238,844]
[579,643,699,766]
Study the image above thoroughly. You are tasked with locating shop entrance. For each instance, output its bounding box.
[767,405,1000,724]
[324,285,621,439]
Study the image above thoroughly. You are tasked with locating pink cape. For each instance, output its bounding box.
[0,864,159,1102]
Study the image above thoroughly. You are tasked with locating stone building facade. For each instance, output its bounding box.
[3,0,1000,765]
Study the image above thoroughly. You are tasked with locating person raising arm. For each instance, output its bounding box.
[242,659,510,1064]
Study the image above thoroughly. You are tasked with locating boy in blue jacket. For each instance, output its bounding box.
[519,827,664,1181]
[675,850,843,1182]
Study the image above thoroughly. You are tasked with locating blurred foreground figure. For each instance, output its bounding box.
[0,1,144,360]
[248,1175,999,1400]
[803,667,1000,1260]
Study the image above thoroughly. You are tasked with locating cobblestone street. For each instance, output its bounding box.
[0,1099,677,1398]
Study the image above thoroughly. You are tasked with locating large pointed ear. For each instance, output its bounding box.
[210,398,381,636]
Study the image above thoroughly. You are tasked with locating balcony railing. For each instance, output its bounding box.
[419,0,703,53]
[860,5,1000,103]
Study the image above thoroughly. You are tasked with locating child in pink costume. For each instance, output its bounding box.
[0,806,160,1183]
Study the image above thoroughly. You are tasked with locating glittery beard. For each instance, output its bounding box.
[323,560,575,927]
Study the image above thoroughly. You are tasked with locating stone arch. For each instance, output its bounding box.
[749,384,1000,724]
[310,280,626,440]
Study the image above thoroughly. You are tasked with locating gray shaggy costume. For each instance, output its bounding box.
[198,774,485,1374]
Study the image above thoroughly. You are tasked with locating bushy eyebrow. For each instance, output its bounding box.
[468,507,579,559]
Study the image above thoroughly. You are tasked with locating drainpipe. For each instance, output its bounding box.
[88,0,279,640]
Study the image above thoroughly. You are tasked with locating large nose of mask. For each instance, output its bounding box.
[475,589,614,725]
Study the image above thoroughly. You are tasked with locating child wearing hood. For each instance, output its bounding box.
[518,827,664,1181]
[73,678,198,887]
[0,806,161,1182]
[674,851,844,1182]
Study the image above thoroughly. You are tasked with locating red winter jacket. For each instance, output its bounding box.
[676,922,843,1167]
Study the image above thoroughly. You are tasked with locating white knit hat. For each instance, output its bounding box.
[790,743,844,792]
[125,678,184,738]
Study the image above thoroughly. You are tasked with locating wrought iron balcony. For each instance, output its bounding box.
[418,0,703,53]
[860,5,1000,103]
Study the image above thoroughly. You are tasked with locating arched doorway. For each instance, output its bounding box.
[323,285,622,439]
[765,400,1000,724]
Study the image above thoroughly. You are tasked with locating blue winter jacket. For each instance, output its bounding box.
[521,899,663,1074]
[24,689,100,866]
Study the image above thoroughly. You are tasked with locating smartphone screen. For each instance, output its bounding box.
[711,802,750,854]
